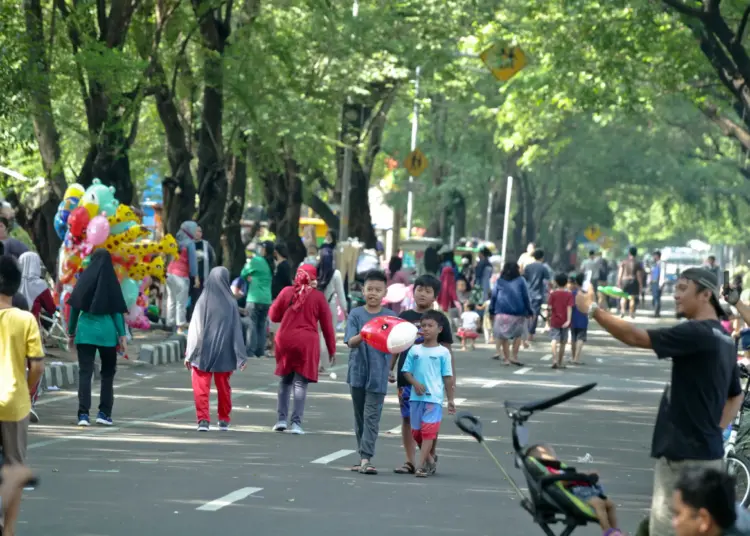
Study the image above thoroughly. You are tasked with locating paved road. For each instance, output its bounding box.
[19,305,675,536]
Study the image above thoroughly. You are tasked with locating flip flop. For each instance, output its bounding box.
[510,361,524,367]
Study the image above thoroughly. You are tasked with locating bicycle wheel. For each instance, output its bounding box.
[726,452,750,507]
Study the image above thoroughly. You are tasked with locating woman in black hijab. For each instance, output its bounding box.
[67,249,128,427]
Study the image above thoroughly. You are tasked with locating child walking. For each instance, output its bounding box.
[345,270,394,475]
[401,310,455,477]
[390,275,454,476]
[185,267,248,432]
[547,273,573,369]
[568,273,589,365]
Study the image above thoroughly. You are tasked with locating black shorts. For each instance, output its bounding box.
[622,279,639,297]
[571,328,587,342]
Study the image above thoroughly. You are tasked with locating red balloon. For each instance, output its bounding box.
[68,207,91,238]
[360,316,419,354]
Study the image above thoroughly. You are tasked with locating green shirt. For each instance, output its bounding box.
[247,256,273,305]
[68,308,126,347]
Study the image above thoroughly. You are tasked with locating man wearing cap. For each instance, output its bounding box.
[575,267,743,536]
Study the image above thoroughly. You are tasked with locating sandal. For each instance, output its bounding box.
[551,363,558,369]
[394,462,416,474]
[351,464,362,472]
[428,456,438,475]
[415,467,428,478]
[359,463,378,475]
[491,355,501,361]
[510,361,524,367]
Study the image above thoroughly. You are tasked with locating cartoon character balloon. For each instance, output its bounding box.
[360,316,418,354]
[80,178,119,218]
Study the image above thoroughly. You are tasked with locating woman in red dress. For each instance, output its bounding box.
[269,264,336,435]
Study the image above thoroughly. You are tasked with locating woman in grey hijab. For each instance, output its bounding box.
[185,267,247,432]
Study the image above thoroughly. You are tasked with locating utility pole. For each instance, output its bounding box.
[405,66,421,239]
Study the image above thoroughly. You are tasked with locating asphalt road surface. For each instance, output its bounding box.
[19,304,675,536]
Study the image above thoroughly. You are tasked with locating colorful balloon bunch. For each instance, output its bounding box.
[55,179,179,330]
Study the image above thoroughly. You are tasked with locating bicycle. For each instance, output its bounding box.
[724,363,750,507]
[39,310,69,352]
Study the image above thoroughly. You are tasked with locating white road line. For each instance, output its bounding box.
[387,425,402,434]
[443,398,467,407]
[540,354,552,362]
[197,487,263,511]
[514,367,533,375]
[482,380,502,389]
[311,449,356,464]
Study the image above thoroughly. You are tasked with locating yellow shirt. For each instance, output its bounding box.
[0,308,44,422]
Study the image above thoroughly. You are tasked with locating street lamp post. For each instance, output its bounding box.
[405,66,421,239]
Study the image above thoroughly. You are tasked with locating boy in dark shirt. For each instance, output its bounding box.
[548,273,573,369]
[389,275,454,475]
[568,273,589,365]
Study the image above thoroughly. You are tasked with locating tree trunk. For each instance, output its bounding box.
[223,140,248,276]
[339,81,398,248]
[453,192,466,239]
[522,174,537,244]
[511,175,525,258]
[257,155,306,268]
[192,0,230,252]
[5,191,60,274]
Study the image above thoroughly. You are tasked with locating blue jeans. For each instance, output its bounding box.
[651,283,662,315]
[528,297,544,335]
[248,303,270,357]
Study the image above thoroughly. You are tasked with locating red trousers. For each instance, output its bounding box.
[191,369,233,423]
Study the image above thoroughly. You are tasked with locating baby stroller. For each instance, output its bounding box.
[456,383,600,536]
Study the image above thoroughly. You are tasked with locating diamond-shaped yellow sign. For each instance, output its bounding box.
[480,44,527,82]
[584,225,601,242]
[404,149,428,177]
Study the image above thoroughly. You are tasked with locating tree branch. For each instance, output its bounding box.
[662,0,707,18]
[736,4,750,46]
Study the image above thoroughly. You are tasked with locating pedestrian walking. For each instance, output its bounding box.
[185,267,248,432]
[270,264,336,435]
[67,249,128,427]
[166,221,199,334]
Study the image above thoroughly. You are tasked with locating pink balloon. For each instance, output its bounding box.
[125,303,141,322]
[86,215,110,246]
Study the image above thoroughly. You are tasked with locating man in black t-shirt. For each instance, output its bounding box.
[575,268,743,536]
[389,274,453,476]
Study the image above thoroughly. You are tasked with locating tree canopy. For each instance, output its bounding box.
[1,0,749,271]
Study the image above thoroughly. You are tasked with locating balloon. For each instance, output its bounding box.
[120,278,139,308]
[125,304,141,323]
[360,316,419,354]
[54,213,67,239]
[68,207,91,238]
[103,225,149,252]
[128,256,164,282]
[86,215,110,246]
[383,283,407,305]
[63,183,85,201]
[119,234,178,260]
[80,178,118,218]
[107,204,139,234]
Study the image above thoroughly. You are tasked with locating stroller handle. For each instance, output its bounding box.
[455,412,484,443]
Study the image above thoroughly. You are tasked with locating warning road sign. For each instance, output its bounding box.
[404,149,428,177]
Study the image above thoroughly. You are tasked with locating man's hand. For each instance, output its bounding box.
[348,334,363,348]
[184,358,192,371]
[447,400,456,415]
[562,321,570,329]
[239,361,247,371]
[388,371,396,383]
[118,336,128,355]
[575,285,595,314]
[329,355,336,366]
[194,276,200,289]
[413,382,427,395]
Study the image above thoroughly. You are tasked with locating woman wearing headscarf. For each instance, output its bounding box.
[19,252,55,421]
[166,221,199,334]
[246,240,274,358]
[269,264,336,435]
[489,261,532,366]
[67,249,128,426]
[185,267,248,432]
[317,248,347,372]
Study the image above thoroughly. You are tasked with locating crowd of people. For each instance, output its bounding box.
[2,205,750,536]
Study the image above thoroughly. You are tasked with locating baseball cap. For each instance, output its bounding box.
[679,267,726,319]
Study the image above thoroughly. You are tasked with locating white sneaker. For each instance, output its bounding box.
[290,423,305,435]
[272,421,287,432]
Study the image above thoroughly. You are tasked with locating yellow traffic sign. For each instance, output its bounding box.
[480,44,527,82]
[584,225,601,242]
[404,149,428,177]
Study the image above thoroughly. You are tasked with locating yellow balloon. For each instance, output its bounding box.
[103,225,150,252]
[82,202,99,219]
[119,234,178,260]
[129,256,165,282]
[108,204,140,229]
[63,183,85,200]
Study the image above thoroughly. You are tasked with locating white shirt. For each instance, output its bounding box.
[461,311,480,331]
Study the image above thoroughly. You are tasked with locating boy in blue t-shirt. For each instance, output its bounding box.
[568,273,589,365]
[401,310,455,477]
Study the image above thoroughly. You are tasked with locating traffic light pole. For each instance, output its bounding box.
[405,66,421,239]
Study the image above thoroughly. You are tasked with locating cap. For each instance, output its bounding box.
[679,268,726,319]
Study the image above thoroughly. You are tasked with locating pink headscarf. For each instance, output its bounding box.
[291,264,318,311]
